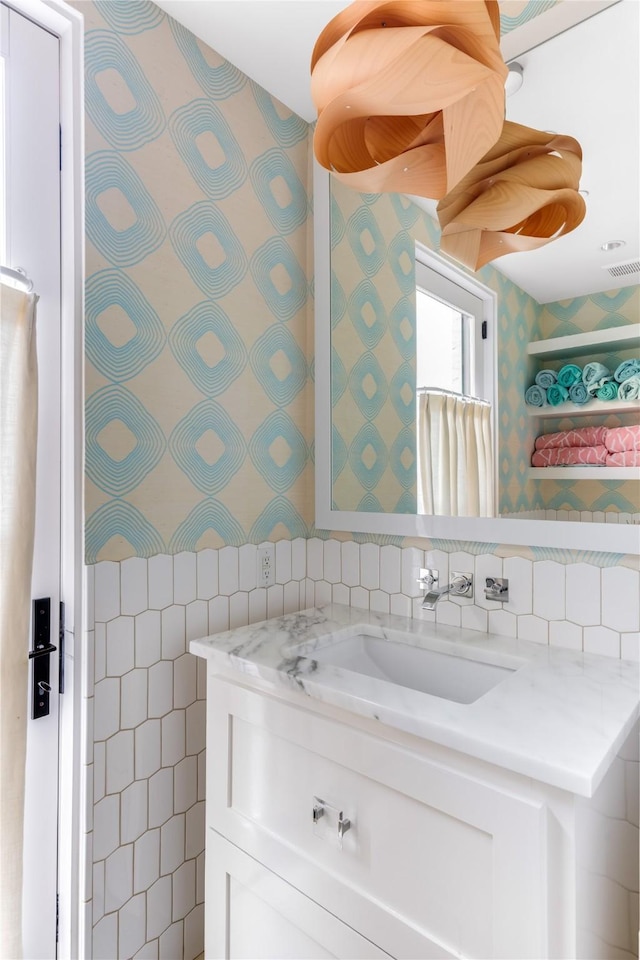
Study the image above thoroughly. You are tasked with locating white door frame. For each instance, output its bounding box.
[5,8,61,957]
[4,0,84,955]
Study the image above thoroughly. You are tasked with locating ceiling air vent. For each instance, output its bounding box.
[602,259,640,279]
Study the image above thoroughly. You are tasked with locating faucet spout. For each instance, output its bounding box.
[421,584,452,610]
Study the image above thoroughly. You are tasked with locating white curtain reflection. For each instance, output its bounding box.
[417,390,495,517]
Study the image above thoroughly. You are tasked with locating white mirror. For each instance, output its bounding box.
[314,1,639,553]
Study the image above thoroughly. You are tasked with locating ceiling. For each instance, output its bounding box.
[155,0,640,304]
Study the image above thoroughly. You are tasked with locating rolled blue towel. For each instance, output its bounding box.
[535,369,557,389]
[614,359,640,383]
[596,380,619,401]
[582,361,611,393]
[618,376,640,400]
[525,384,547,407]
[546,383,569,406]
[568,381,590,405]
[557,363,582,387]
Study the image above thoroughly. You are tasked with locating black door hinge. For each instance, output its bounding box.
[56,893,59,944]
[59,124,62,171]
[481,320,488,340]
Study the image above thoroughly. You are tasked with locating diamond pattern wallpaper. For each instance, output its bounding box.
[80,0,636,565]
[329,179,544,517]
[80,1,312,563]
[540,287,639,338]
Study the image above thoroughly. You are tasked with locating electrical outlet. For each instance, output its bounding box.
[257,545,275,587]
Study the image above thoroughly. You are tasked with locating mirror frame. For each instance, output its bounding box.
[314,162,639,553]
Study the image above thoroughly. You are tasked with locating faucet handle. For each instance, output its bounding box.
[450,571,474,600]
[417,568,439,588]
[484,577,509,602]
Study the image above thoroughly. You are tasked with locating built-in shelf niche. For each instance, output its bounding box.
[527,323,640,482]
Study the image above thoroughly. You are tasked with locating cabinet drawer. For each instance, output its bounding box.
[207,677,550,960]
[206,831,392,960]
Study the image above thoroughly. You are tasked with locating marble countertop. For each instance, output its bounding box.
[190,603,639,796]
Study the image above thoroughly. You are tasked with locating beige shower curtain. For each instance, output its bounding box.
[418,390,495,517]
[0,284,38,960]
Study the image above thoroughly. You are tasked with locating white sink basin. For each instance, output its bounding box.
[298,629,518,704]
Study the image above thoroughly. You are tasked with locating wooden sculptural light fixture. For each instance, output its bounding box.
[437,122,586,270]
[311,0,586,269]
[311,0,508,200]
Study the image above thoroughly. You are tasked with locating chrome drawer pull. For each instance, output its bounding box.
[312,796,352,841]
[337,814,351,839]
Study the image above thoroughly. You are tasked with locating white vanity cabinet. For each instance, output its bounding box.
[193,606,639,960]
[203,673,617,960]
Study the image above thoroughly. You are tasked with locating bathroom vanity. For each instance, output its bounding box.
[191,604,639,960]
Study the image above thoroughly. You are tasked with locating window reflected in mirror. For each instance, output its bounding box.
[416,290,464,395]
[415,264,495,518]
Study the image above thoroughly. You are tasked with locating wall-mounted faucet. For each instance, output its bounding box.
[417,569,474,609]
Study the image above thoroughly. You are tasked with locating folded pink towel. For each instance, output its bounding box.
[604,424,640,453]
[535,426,608,450]
[606,451,640,467]
[532,445,608,467]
